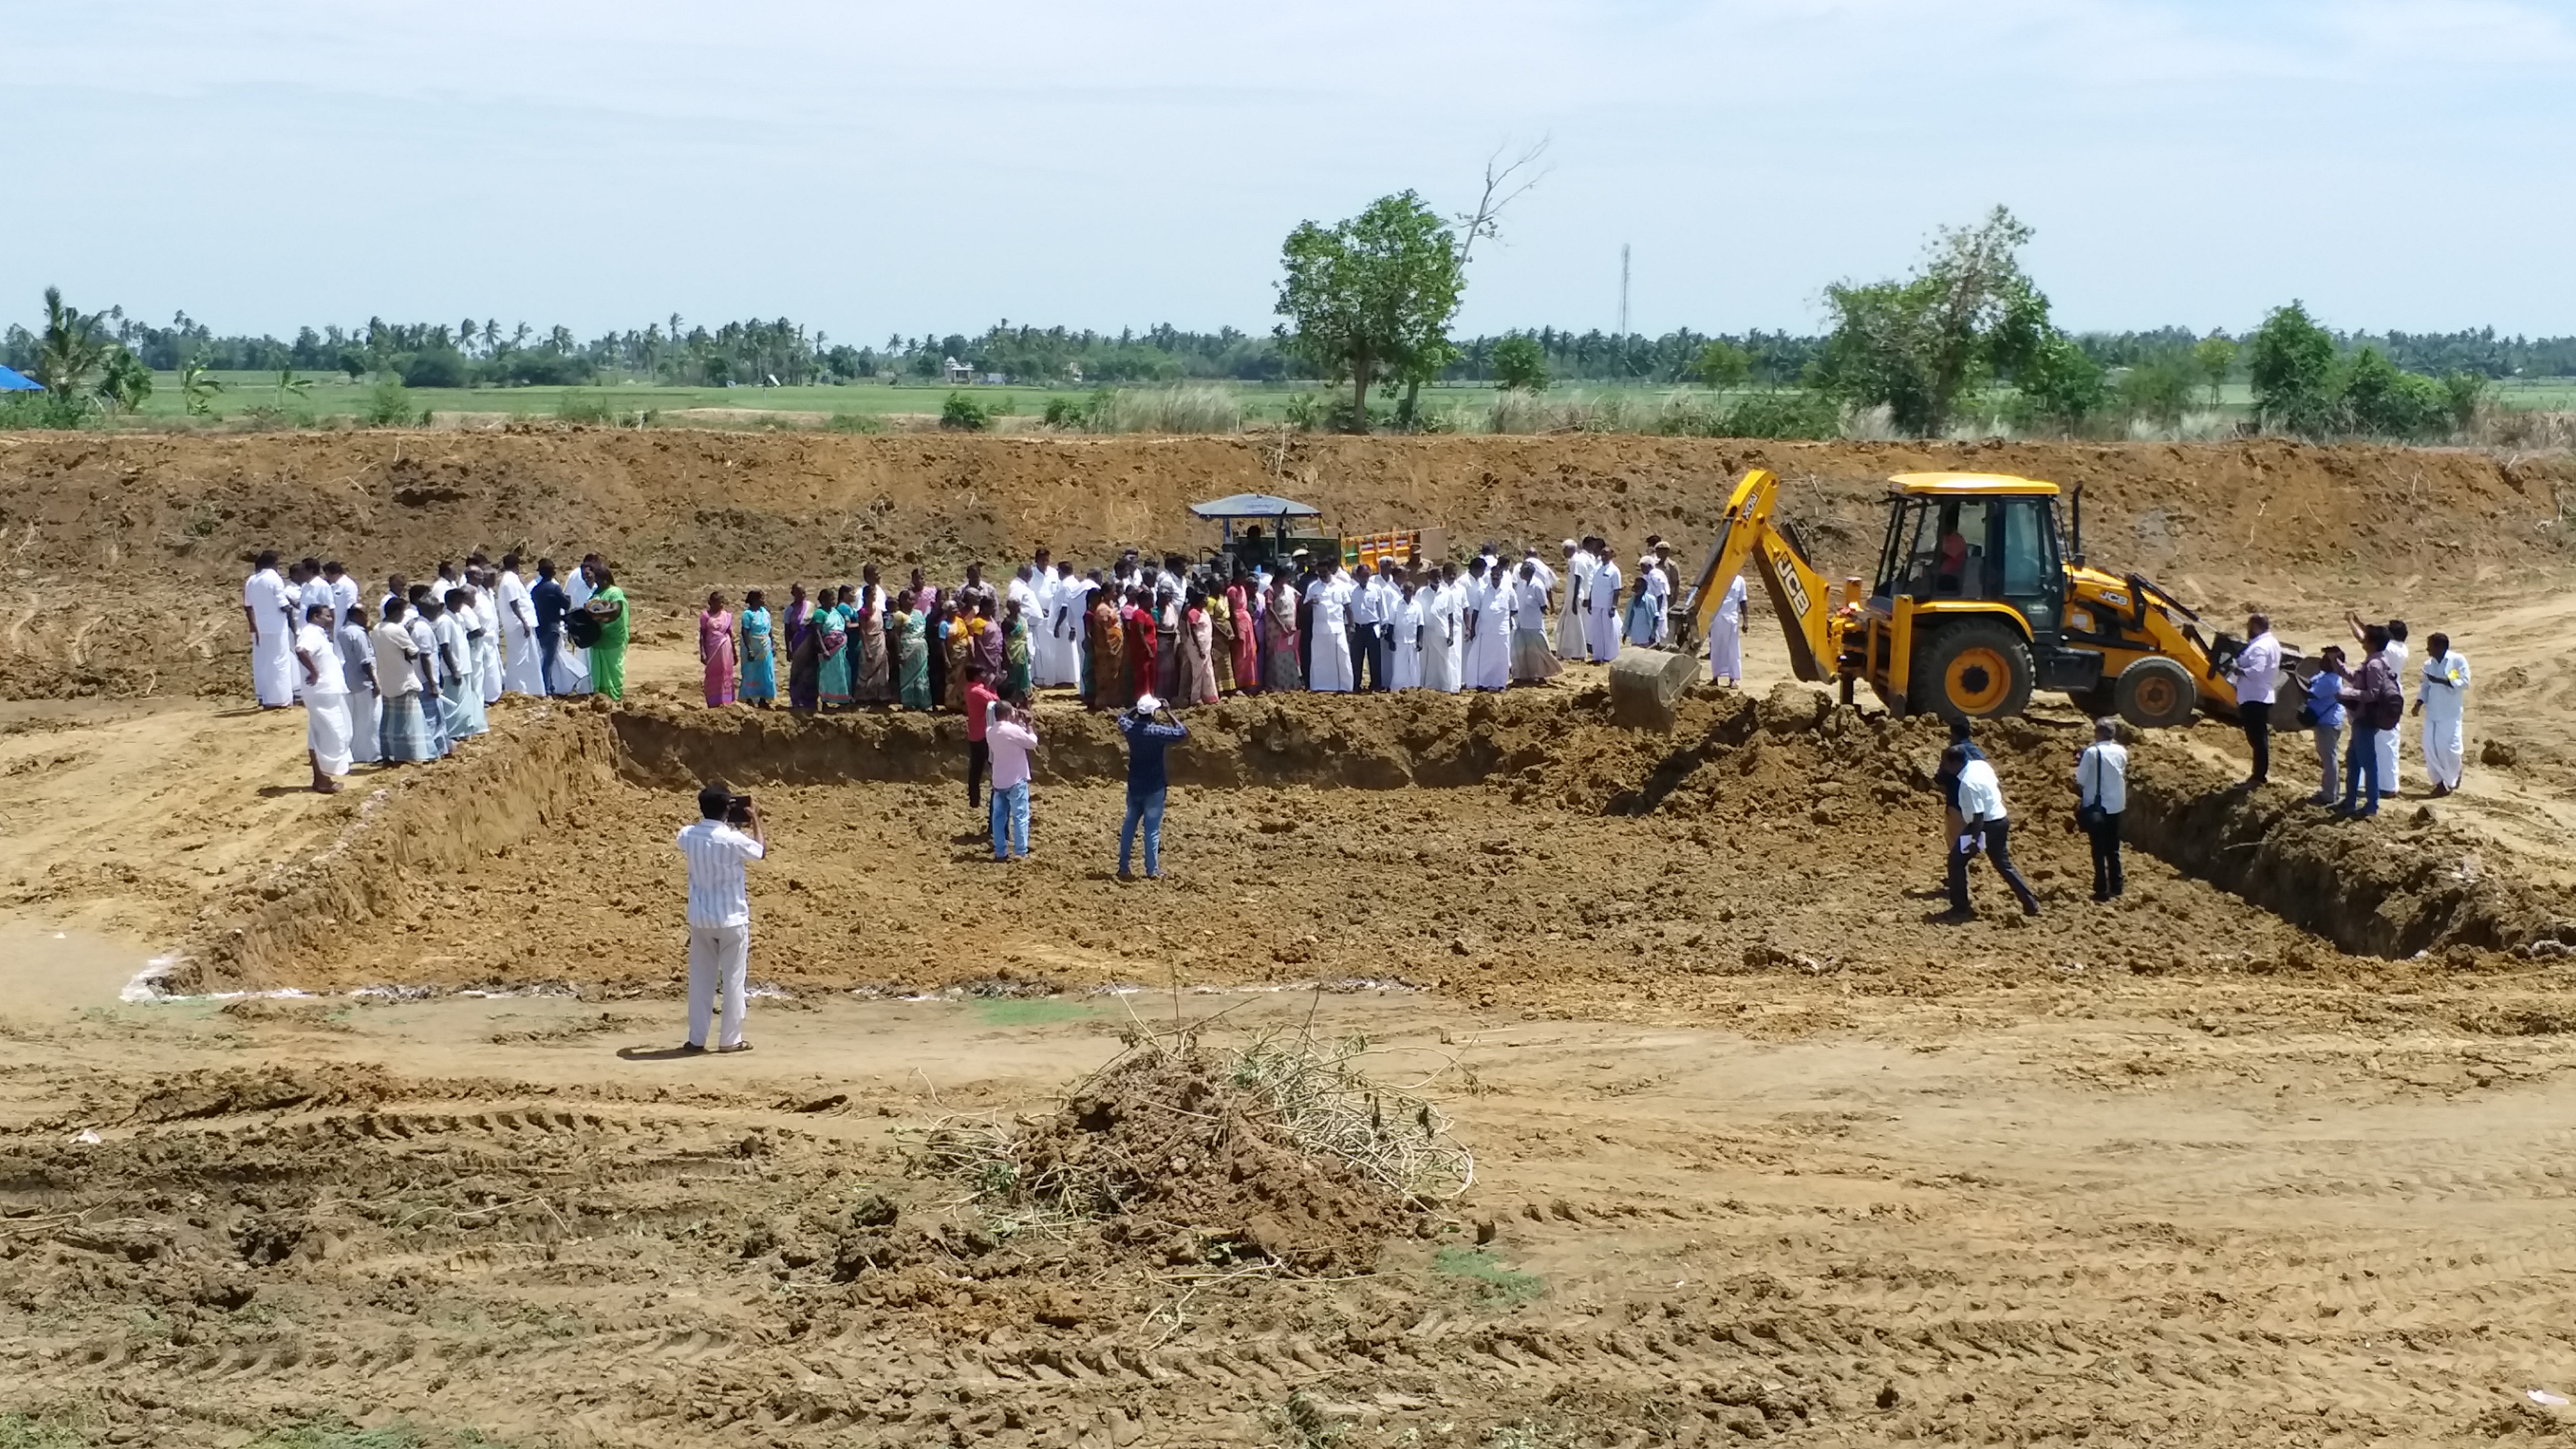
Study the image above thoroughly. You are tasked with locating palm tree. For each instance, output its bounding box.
[35,286,110,401]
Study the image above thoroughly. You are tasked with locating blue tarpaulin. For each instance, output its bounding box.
[0,365,39,392]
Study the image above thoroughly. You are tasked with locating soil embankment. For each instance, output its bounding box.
[1,430,2567,699]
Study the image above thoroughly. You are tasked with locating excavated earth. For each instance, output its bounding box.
[6,432,2576,1448]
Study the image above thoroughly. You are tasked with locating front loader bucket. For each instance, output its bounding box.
[1607,646,1703,732]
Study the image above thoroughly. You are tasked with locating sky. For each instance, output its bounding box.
[13,0,2576,342]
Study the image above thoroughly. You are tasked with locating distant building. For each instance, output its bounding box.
[943,357,973,383]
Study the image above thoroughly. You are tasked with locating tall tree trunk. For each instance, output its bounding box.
[1399,376,1422,429]
[1350,356,1371,434]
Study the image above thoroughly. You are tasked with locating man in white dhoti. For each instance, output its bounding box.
[242,552,297,707]
[2412,632,2470,797]
[470,574,503,704]
[324,561,358,627]
[497,555,542,695]
[1308,568,1356,692]
[1391,577,1424,690]
[1466,558,1513,691]
[1420,566,1462,694]
[294,604,352,793]
[296,558,334,629]
[1029,563,1063,687]
[1707,572,1748,685]
[1585,554,1623,662]
[1508,560,1557,684]
[1556,539,1589,658]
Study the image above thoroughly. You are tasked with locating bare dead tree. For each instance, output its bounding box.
[1394,139,1554,428]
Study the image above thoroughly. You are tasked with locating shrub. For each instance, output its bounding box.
[2442,371,2488,434]
[939,392,989,431]
[394,349,470,389]
[1040,396,1084,428]
[1088,386,1242,434]
[823,413,883,434]
[493,353,593,387]
[1281,392,1324,432]
[1694,340,1752,390]
[554,391,616,425]
[0,391,92,430]
[2012,336,2109,434]
[359,377,415,427]
[1718,389,1840,440]
[1491,335,1548,392]
[2117,353,2197,429]
[2340,348,2449,439]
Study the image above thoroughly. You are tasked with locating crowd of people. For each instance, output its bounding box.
[689,536,1746,716]
[242,548,631,792]
[2224,609,2473,816]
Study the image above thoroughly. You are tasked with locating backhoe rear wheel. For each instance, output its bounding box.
[2113,656,2199,730]
[1914,619,2033,722]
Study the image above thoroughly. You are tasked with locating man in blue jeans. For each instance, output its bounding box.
[1117,694,1187,880]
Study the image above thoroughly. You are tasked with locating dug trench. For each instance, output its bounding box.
[186,685,2572,1007]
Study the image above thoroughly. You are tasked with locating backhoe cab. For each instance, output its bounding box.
[1668,469,2255,729]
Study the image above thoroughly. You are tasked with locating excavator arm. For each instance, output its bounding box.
[1679,469,1840,682]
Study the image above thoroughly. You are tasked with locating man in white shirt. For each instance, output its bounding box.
[1648,544,1678,645]
[1942,742,2039,920]
[676,782,767,1054]
[1419,566,1461,693]
[323,560,359,627]
[372,598,435,764]
[1346,564,1384,692]
[294,604,352,793]
[2075,718,2128,901]
[336,600,380,766]
[497,555,543,696]
[1391,577,1424,690]
[1308,568,1355,692]
[1558,539,1590,660]
[1366,564,1403,693]
[470,572,504,705]
[2227,613,2283,789]
[1585,552,1624,662]
[1509,560,1557,683]
[2412,631,2471,797]
[243,551,297,708]
[1707,573,1749,685]
[1467,557,1514,691]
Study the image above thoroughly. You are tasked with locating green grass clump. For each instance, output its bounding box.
[0,1412,91,1449]
[971,998,1090,1027]
[1433,1245,1547,1305]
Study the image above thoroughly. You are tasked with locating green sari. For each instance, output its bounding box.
[1005,615,1032,698]
[894,609,931,709]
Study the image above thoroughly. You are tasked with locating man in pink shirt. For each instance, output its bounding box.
[987,702,1038,860]
[963,664,998,826]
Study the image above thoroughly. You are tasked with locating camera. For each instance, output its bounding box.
[724,793,755,826]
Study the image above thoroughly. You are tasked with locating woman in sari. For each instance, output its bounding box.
[1003,600,1033,703]
[1263,577,1303,692]
[816,592,853,708]
[943,606,976,713]
[893,593,932,709]
[975,609,1007,693]
[926,599,950,709]
[586,567,630,701]
[1178,590,1219,705]
[1088,590,1126,711]
[787,600,822,712]
[1224,570,1257,695]
[736,590,776,707]
[699,591,737,706]
[1123,589,1158,704]
[855,590,892,704]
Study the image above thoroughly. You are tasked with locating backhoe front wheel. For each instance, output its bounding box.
[1914,620,2033,722]
[2113,656,2199,730]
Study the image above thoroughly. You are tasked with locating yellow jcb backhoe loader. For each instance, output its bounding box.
[1656,468,2264,727]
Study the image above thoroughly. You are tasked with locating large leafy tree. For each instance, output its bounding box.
[1491,334,1547,392]
[1274,191,1464,433]
[1813,207,2051,435]
[34,286,110,402]
[2246,301,2340,436]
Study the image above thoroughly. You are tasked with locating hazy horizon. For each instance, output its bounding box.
[16,1,2576,342]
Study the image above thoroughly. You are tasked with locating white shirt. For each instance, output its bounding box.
[678,818,765,929]
[1008,576,1040,616]
[373,621,422,696]
[1524,557,1556,595]
[1589,562,1623,615]
[2419,650,2469,709]
[1314,576,1352,632]
[1510,575,1550,624]
[244,569,292,639]
[433,613,469,680]
[1566,551,1594,608]
[1347,577,1381,626]
[299,576,334,620]
[2232,631,2281,706]
[2076,741,2128,814]
[1955,757,2007,823]
[407,616,442,689]
[295,622,345,697]
[498,570,536,631]
[335,620,376,695]
[329,574,358,622]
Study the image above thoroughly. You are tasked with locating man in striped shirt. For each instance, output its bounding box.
[677,782,767,1054]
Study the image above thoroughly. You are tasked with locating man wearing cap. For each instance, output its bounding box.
[1117,694,1188,880]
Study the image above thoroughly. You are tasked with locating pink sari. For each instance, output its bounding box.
[700,609,736,705]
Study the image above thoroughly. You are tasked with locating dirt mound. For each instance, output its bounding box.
[922,1036,1459,1277]
[3,430,2568,700]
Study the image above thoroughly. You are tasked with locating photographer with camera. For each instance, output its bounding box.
[1116,694,1188,881]
[675,780,766,1054]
